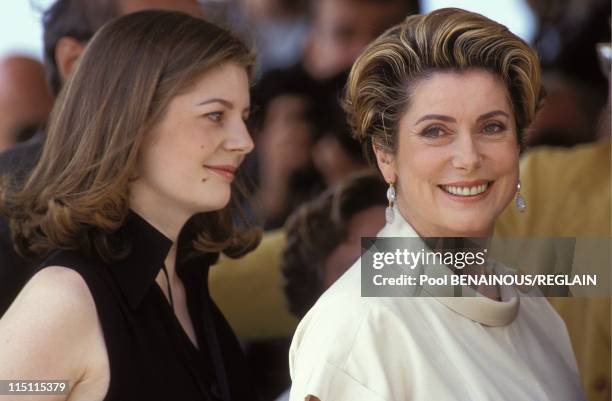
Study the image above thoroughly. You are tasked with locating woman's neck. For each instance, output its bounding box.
[396,199,494,238]
[395,200,502,300]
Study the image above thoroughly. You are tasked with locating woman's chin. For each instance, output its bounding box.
[188,194,231,214]
[436,213,493,237]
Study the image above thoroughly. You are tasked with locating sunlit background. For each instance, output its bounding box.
[0,0,537,60]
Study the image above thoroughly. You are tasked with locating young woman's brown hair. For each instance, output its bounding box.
[1,10,261,262]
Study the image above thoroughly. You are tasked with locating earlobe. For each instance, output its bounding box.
[372,142,396,184]
[55,37,86,84]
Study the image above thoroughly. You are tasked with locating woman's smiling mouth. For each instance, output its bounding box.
[203,164,237,180]
[438,180,494,200]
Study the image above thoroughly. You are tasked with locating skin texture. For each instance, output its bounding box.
[0,56,53,151]
[0,63,253,401]
[129,62,253,240]
[0,267,109,401]
[374,69,520,238]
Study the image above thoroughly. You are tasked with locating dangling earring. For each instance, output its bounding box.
[386,181,396,224]
[515,180,526,213]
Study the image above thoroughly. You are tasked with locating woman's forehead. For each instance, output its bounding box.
[404,69,513,121]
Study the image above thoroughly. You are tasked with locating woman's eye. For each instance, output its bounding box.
[483,123,504,134]
[421,126,446,138]
[205,111,223,123]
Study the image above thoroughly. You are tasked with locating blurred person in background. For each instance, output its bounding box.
[302,0,419,81]
[0,10,260,400]
[0,55,53,153]
[250,0,419,228]
[282,171,386,319]
[0,0,204,316]
[525,0,610,147]
[270,171,386,401]
[254,71,370,229]
[310,85,370,187]
[229,0,309,75]
[253,72,326,229]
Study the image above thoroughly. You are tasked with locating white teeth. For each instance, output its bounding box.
[442,183,489,196]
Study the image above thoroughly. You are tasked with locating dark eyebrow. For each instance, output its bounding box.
[195,98,233,108]
[415,114,457,124]
[414,110,510,125]
[477,110,510,122]
[196,98,251,114]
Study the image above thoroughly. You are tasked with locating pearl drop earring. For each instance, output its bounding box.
[386,181,396,224]
[515,180,526,213]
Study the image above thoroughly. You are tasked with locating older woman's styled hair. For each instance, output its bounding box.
[1,11,260,262]
[344,7,543,164]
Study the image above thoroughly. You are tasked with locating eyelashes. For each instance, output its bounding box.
[203,111,252,125]
[420,126,446,139]
[482,122,506,134]
[418,122,507,139]
[204,111,223,123]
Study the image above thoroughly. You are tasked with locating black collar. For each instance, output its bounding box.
[107,210,218,310]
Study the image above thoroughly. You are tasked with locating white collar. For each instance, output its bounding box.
[375,206,519,327]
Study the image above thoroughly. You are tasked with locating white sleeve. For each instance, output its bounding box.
[288,293,396,401]
[289,360,388,401]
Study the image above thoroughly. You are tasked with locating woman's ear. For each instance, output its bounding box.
[372,142,396,184]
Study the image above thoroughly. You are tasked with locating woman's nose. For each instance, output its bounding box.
[451,132,482,172]
[226,119,254,154]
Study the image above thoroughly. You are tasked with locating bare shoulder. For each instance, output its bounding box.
[2,266,97,325]
[25,265,93,295]
[0,266,107,395]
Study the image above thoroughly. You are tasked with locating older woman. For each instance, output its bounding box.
[288,8,586,401]
[0,11,259,401]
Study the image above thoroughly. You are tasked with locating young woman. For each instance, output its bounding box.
[0,11,260,401]
[288,8,586,401]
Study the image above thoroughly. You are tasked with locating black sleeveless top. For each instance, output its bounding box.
[38,211,255,401]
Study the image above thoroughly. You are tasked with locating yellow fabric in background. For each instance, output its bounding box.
[495,141,611,401]
[496,141,611,237]
[209,229,297,340]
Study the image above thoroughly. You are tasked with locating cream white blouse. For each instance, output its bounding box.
[288,210,586,401]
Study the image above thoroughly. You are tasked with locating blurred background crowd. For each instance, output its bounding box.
[0,1,609,401]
